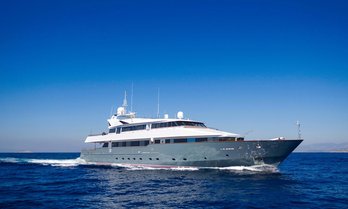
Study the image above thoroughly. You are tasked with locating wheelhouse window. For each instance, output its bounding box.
[151,121,206,129]
[122,124,146,132]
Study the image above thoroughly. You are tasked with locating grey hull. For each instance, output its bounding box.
[80,140,303,167]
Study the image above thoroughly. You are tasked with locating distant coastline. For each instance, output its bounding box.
[295,150,348,153]
[295,142,348,153]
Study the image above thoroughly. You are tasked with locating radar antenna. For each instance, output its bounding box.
[157,88,160,118]
[130,82,134,112]
[296,120,302,139]
[122,91,128,109]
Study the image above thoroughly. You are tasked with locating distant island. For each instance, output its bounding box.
[295,142,348,152]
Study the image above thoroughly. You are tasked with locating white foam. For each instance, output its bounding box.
[207,164,279,173]
[0,157,22,163]
[0,157,86,167]
[109,163,277,173]
[28,158,87,167]
[0,157,278,173]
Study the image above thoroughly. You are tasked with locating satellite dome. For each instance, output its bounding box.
[177,111,184,119]
[117,107,125,115]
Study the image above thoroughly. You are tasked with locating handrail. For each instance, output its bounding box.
[88,132,107,137]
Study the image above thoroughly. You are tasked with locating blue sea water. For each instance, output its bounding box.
[0,153,347,209]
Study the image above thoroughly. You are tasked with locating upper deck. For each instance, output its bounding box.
[85,94,241,143]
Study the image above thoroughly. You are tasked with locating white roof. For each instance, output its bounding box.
[117,117,201,125]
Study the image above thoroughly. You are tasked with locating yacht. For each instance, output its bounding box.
[80,94,302,168]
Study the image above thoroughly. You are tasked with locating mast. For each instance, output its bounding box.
[122,91,128,110]
[296,120,301,139]
[130,82,134,112]
[157,88,160,118]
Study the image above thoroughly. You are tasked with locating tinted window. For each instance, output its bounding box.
[109,128,115,133]
[196,138,208,142]
[165,139,171,143]
[174,138,187,143]
[102,143,108,147]
[130,141,140,146]
[116,128,121,134]
[218,137,238,142]
[122,124,146,132]
[112,142,119,147]
[154,140,160,144]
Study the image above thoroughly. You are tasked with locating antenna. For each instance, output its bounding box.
[130,82,134,112]
[110,106,114,116]
[122,91,128,108]
[243,130,253,137]
[296,120,301,139]
[157,88,160,118]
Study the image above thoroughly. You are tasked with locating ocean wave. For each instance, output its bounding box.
[0,157,278,173]
[0,157,86,167]
[28,158,87,167]
[206,164,279,173]
[110,163,278,173]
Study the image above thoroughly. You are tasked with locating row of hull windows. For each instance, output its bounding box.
[102,137,244,147]
[115,155,232,161]
[114,157,186,161]
[108,121,206,134]
[116,157,161,161]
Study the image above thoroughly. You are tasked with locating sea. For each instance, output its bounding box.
[0,153,347,209]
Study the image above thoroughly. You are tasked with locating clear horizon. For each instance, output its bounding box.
[1,0,347,152]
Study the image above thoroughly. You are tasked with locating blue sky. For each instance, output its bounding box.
[0,0,347,151]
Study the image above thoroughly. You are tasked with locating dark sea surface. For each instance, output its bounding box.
[0,153,347,209]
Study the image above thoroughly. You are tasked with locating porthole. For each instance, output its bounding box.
[122,158,124,160]
[226,154,229,157]
[204,157,207,160]
[133,158,136,160]
[115,157,118,160]
[149,158,152,160]
[183,158,187,161]
[139,158,142,160]
[128,158,130,160]
[172,158,176,161]
[156,158,159,160]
